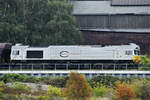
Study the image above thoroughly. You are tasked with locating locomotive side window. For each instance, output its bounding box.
[12,50,19,55]
[27,51,43,58]
[125,50,133,55]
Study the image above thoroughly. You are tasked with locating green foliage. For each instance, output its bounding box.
[140,55,150,65]
[38,85,62,100]
[0,81,5,100]
[64,72,93,100]
[140,67,150,70]
[40,76,68,88]
[0,74,68,87]
[88,75,121,88]
[105,88,117,100]
[0,74,39,83]
[93,83,107,97]
[130,79,150,100]
[140,56,150,70]
[12,83,31,91]
[47,85,62,100]
[0,0,83,46]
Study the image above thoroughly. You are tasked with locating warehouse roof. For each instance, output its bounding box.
[72,1,150,15]
[111,0,150,6]
[80,28,150,34]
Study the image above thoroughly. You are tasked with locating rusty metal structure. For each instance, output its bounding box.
[0,43,11,63]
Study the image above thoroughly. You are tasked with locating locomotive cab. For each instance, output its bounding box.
[134,47,140,56]
[10,44,28,62]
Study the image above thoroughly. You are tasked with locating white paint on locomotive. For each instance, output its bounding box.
[10,43,140,62]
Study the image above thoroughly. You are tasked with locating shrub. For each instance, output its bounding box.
[93,83,107,97]
[47,85,62,99]
[0,81,5,100]
[40,76,68,88]
[139,67,150,70]
[12,83,31,91]
[24,76,39,83]
[131,79,150,100]
[105,88,117,100]
[64,72,93,100]
[140,56,150,70]
[115,82,135,100]
[38,85,62,100]
[88,75,120,88]
[0,74,40,83]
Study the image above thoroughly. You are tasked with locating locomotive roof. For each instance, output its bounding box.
[13,43,139,50]
[80,29,150,34]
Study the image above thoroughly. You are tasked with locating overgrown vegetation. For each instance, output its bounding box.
[0,74,39,83]
[140,56,150,70]
[0,73,150,100]
[93,83,107,97]
[40,76,68,88]
[38,85,63,100]
[130,79,150,100]
[12,83,31,91]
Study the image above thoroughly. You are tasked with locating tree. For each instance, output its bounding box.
[115,82,135,100]
[64,72,93,100]
[0,0,83,46]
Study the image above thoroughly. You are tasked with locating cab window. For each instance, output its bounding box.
[125,50,133,55]
[26,51,43,58]
[134,50,140,55]
[12,50,19,55]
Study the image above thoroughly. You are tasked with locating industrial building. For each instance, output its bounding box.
[70,0,150,55]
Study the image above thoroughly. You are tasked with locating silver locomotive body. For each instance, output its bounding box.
[10,43,140,63]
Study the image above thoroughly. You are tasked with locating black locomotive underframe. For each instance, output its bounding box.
[11,59,134,64]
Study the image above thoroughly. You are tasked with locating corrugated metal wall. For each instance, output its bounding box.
[75,15,150,29]
[111,0,150,6]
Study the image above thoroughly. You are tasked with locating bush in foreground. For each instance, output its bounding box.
[140,56,150,70]
[93,83,107,97]
[131,79,150,100]
[64,72,93,100]
[116,82,135,100]
[12,83,31,92]
[0,74,39,83]
[40,76,68,88]
[38,85,62,100]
